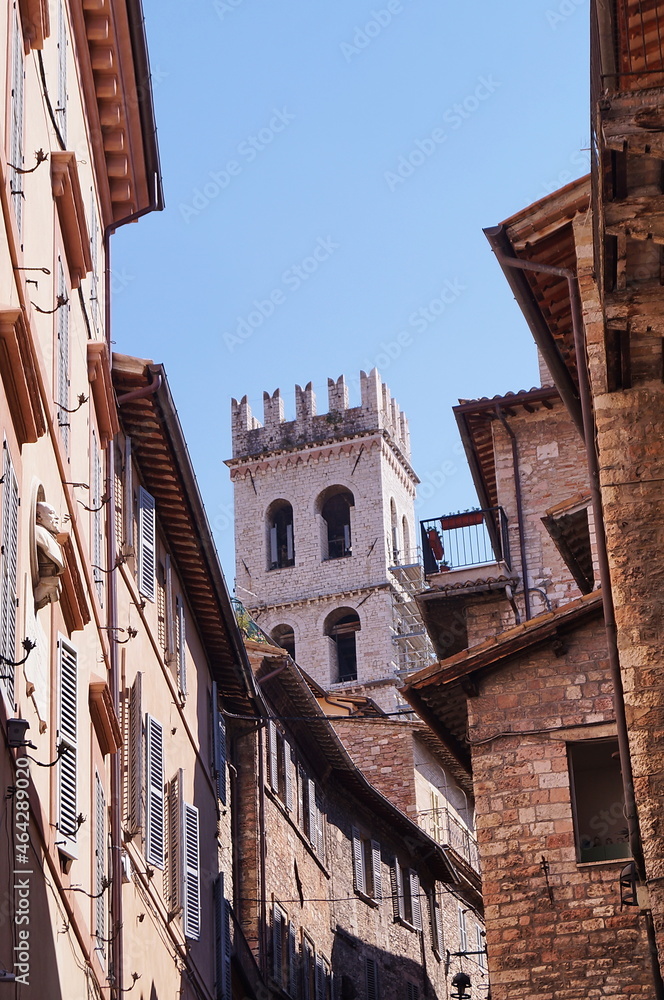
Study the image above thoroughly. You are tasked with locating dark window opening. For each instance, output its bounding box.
[568,738,631,863]
[326,610,360,682]
[271,624,295,659]
[267,501,294,570]
[321,489,353,560]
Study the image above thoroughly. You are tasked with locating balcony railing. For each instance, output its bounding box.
[419,806,480,872]
[420,507,510,576]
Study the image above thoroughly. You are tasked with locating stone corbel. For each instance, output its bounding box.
[51,152,93,288]
[0,308,45,445]
[18,0,50,52]
[87,341,119,448]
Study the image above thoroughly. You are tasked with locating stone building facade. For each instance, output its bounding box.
[233,630,486,1000]
[227,371,432,712]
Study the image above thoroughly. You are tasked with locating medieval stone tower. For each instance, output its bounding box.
[227,370,431,711]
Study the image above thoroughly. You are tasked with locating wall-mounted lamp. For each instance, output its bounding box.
[7,719,34,750]
[452,972,471,999]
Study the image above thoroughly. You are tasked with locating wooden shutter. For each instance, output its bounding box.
[10,5,24,231]
[138,486,156,601]
[167,768,184,912]
[212,683,227,805]
[176,596,187,696]
[365,958,378,1000]
[92,429,104,603]
[57,639,78,849]
[302,937,313,1000]
[214,874,232,999]
[288,919,297,997]
[183,803,200,939]
[458,905,467,952]
[128,672,143,833]
[314,955,324,1000]
[95,772,106,955]
[123,437,134,555]
[476,924,486,969]
[1,445,18,704]
[165,554,174,656]
[307,779,317,846]
[145,714,164,867]
[284,741,294,812]
[390,862,404,921]
[56,0,67,143]
[352,829,366,894]
[268,721,278,791]
[406,984,419,1000]
[409,871,422,929]
[371,841,382,902]
[270,524,278,567]
[429,888,443,956]
[316,797,325,862]
[273,904,284,985]
[286,522,294,561]
[57,260,70,452]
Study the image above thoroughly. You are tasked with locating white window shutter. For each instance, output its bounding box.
[128,672,143,833]
[390,862,404,921]
[284,741,294,812]
[1,446,19,704]
[371,841,382,902]
[145,714,164,867]
[410,871,422,930]
[95,772,106,956]
[123,437,134,555]
[215,873,232,999]
[10,7,24,232]
[316,800,325,862]
[138,486,156,601]
[458,905,467,952]
[268,721,278,792]
[365,958,378,1000]
[307,779,317,847]
[352,828,366,894]
[56,0,67,143]
[273,904,283,985]
[167,768,184,912]
[183,803,200,939]
[57,639,78,850]
[176,596,187,696]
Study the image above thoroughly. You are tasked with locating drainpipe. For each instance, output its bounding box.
[492,251,664,1000]
[494,406,532,621]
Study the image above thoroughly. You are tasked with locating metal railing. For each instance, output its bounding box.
[420,507,510,576]
[419,806,480,872]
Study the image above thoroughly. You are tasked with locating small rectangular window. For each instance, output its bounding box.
[568,738,630,863]
[352,830,382,903]
[391,863,422,930]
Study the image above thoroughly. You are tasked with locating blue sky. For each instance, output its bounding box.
[113,0,590,580]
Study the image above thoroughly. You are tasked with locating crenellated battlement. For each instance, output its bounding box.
[230,369,411,461]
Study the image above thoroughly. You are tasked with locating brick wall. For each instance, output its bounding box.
[467,615,651,1000]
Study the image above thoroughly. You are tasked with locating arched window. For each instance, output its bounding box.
[267,500,295,570]
[390,498,399,563]
[271,624,295,660]
[325,607,360,683]
[402,516,411,564]
[319,487,354,560]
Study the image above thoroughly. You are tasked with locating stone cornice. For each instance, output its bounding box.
[247,582,392,616]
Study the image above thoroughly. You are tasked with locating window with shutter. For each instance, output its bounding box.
[314,954,325,1000]
[390,862,404,922]
[214,873,232,1000]
[56,0,67,143]
[409,871,422,930]
[92,429,104,603]
[138,486,156,601]
[302,936,314,1000]
[406,984,420,1000]
[352,828,366,895]
[123,437,134,555]
[176,596,186,697]
[315,793,325,863]
[95,772,106,958]
[284,740,294,812]
[145,714,164,868]
[268,720,278,792]
[165,555,174,656]
[127,672,143,833]
[476,924,486,969]
[365,957,379,1000]
[212,683,227,805]
[273,903,285,985]
[429,888,443,957]
[167,769,184,914]
[57,638,78,857]
[56,260,70,453]
[89,192,101,334]
[458,905,468,952]
[0,445,19,705]
[10,5,24,233]
[288,920,297,998]
[370,841,382,902]
[183,803,200,939]
[307,778,317,847]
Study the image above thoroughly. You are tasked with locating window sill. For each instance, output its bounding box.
[268,563,295,572]
[321,553,352,562]
[355,890,379,909]
[576,856,633,869]
[394,917,420,933]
